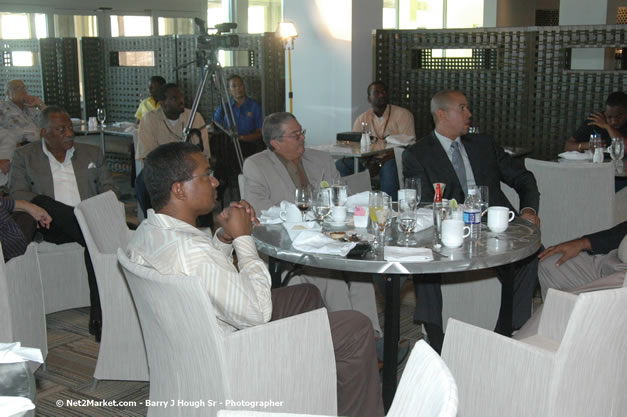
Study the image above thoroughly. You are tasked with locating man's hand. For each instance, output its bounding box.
[0,159,10,174]
[14,200,52,229]
[217,206,253,242]
[587,111,610,132]
[229,200,261,226]
[23,95,44,109]
[520,208,540,228]
[538,237,591,266]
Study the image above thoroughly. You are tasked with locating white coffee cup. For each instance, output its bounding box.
[330,206,347,224]
[353,205,369,228]
[487,206,515,233]
[441,219,470,248]
[280,201,303,223]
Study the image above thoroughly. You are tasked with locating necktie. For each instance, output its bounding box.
[450,141,468,196]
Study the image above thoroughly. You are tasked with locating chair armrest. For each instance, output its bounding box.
[224,308,337,416]
[442,318,554,417]
[536,289,578,342]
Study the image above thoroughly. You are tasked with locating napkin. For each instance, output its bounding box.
[259,206,284,224]
[384,246,433,262]
[558,150,592,160]
[282,221,321,240]
[291,230,357,256]
[0,396,35,417]
[415,208,434,232]
[346,191,370,211]
[0,342,43,364]
[386,134,415,146]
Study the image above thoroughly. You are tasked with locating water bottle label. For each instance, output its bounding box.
[463,210,480,224]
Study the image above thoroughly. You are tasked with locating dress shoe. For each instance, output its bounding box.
[376,337,410,369]
[89,319,102,343]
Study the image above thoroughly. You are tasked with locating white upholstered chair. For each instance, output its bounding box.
[217,340,458,417]
[524,159,616,247]
[0,243,47,371]
[36,241,90,314]
[344,170,372,194]
[117,249,337,417]
[442,287,627,417]
[394,146,404,187]
[74,191,148,384]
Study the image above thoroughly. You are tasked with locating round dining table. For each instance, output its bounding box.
[253,217,541,411]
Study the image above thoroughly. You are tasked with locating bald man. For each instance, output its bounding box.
[0,80,46,176]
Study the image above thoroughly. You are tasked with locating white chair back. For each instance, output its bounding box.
[548,287,627,416]
[344,170,371,194]
[524,159,615,247]
[75,191,148,382]
[238,174,246,199]
[0,243,47,370]
[394,147,404,187]
[387,340,458,417]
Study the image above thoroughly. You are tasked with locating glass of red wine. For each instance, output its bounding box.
[294,186,312,221]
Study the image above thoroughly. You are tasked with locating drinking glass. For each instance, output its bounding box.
[361,121,370,135]
[589,133,602,154]
[96,108,106,128]
[369,191,392,250]
[294,186,312,221]
[609,137,625,162]
[397,199,417,246]
[312,188,332,225]
[331,179,348,207]
[404,177,422,207]
[477,185,489,216]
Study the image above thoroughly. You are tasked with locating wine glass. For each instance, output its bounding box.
[609,137,625,163]
[96,108,107,128]
[294,186,312,221]
[312,188,332,225]
[397,197,417,246]
[369,191,392,250]
[404,177,422,208]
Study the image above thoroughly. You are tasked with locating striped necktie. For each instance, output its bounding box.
[450,141,468,196]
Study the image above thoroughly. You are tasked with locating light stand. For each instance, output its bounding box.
[276,21,298,113]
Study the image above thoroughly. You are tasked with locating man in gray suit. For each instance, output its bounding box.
[9,106,119,341]
[242,112,386,348]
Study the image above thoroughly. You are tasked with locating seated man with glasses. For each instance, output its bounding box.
[127,142,383,417]
[242,112,408,367]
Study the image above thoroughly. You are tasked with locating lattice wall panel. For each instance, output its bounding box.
[40,38,81,118]
[82,37,106,120]
[0,40,42,101]
[375,25,627,160]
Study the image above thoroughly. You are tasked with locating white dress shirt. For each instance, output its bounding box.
[41,141,82,207]
[126,210,272,333]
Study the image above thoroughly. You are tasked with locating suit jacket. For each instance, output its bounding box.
[242,149,340,212]
[402,131,539,213]
[585,220,627,255]
[9,141,119,202]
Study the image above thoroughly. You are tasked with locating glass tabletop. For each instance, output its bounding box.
[252,218,541,275]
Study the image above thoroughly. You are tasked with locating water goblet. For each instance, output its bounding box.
[97,108,107,128]
[312,188,332,225]
[294,186,312,221]
[369,191,392,250]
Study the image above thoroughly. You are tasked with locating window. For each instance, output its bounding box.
[208,0,230,30]
[248,0,281,33]
[54,15,98,37]
[158,17,195,35]
[384,0,483,29]
[0,12,47,39]
[111,16,152,37]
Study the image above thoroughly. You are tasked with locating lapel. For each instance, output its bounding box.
[301,150,322,187]
[267,151,298,190]
[31,144,55,197]
[425,132,465,202]
[70,146,90,201]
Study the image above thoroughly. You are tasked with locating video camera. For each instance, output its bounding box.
[195,18,239,50]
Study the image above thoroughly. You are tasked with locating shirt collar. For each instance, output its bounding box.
[434,129,461,154]
[41,140,75,165]
[146,209,210,239]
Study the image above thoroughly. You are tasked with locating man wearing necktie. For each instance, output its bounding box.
[403,90,541,352]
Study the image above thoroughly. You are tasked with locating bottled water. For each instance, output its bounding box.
[463,187,481,239]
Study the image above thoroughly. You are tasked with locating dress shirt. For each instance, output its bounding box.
[433,130,477,191]
[41,141,81,207]
[126,210,272,333]
[352,104,415,139]
[214,96,263,136]
[135,96,159,121]
[0,100,41,160]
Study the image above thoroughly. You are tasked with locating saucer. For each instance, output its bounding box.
[328,220,347,227]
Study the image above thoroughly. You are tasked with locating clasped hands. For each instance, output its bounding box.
[217,200,261,244]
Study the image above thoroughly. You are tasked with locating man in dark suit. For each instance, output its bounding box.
[9,106,119,341]
[403,90,541,352]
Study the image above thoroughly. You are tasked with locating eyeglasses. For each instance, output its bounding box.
[280,129,306,139]
[185,169,215,181]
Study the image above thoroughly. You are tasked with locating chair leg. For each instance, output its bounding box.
[91,378,99,391]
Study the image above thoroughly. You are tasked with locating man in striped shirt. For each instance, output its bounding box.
[127,142,383,417]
